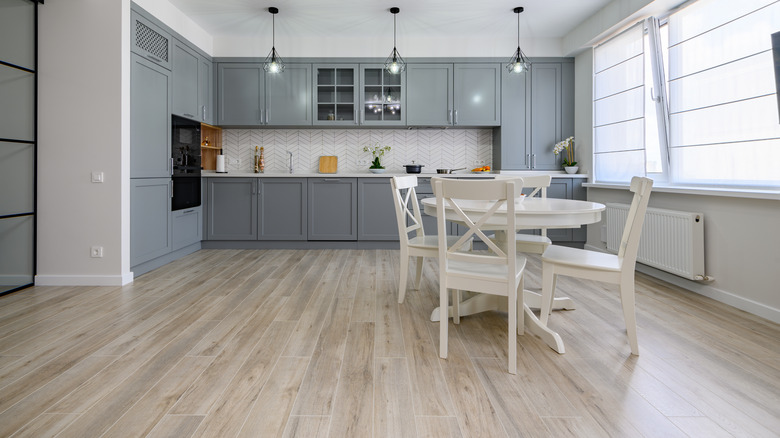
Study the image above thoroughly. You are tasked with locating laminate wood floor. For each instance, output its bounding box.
[1,249,778,437]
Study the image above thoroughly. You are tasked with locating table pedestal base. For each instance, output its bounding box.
[429,291,572,354]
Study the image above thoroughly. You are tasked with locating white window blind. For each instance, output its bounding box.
[593,23,646,184]
[667,0,780,187]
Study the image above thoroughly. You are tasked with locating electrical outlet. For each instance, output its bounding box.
[472,159,486,166]
[91,171,104,183]
[90,246,104,258]
[357,159,369,166]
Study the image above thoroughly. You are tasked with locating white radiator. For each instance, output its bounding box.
[606,203,706,281]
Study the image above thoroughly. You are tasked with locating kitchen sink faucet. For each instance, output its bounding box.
[287,150,293,174]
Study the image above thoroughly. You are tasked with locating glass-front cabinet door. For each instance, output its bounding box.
[313,64,358,126]
[360,65,405,125]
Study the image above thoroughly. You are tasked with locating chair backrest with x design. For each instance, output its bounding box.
[390,175,425,245]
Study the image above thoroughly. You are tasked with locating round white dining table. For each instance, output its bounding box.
[421,196,606,354]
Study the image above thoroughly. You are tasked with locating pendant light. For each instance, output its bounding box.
[264,7,284,73]
[507,7,530,73]
[384,7,405,74]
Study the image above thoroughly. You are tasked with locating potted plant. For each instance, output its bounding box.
[363,142,391,173]
[553,137,578,173]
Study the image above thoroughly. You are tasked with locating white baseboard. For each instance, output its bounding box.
[35,272,134,287]
[583,244,780,324]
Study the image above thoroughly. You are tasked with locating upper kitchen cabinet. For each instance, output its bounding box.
[407,63,500,127]
[360,65,405,125]
[217,63,311,126]
[131,53,171,178]
[217,63,264,126]
[493,60,574,170]
[131,10,172,70]
[406,64,453,126]
[172,38,213,123]
[313,64,358,126]
[265,64,312,126]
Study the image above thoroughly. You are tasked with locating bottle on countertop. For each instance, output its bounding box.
[259,147,265,173]
[254,146,260,173]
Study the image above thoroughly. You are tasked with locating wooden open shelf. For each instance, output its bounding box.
[201,123,223,170]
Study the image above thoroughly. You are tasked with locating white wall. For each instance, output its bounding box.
[568,1,780,322]
[37,0,132,286]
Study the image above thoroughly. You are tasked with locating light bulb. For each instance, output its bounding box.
[268,62,279,73]
[512,62,524,73]
[389,62,400,74]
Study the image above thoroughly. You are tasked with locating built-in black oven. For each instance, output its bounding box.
[172,115,201,211]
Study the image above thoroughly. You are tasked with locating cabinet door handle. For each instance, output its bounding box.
[454,109,459,125]
[323,179,342,182]
[526,154,530,168]
[202,105,206,121]
[448,110,452,124]
[183,113,195,118]
[265,110,269,124]
[258,109,262,124]
[355,110,359,125]
[532,154,536,169]
[170,157,174,176]
[170,180,174,198]
[183,208,195,214]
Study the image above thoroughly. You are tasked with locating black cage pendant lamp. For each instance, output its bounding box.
[507,7,530,73]
[264,7,285,73]
[384,7,405,74]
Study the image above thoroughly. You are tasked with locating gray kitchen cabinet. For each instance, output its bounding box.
[131,52,171,178]
[173,38,213,123]
[172,39,199,120]
[529,63,563,170]
[358,178,398,240]
[493,67,528,170]
[546,178,586,242]
[172,206,202,251]
[217,63,310,126]
[207,178,257,240]
[454,64,501,126]
[131,10,172,70]
[413,177,455,236]
[266,64,312,126]
[217,63,264,126]
[198,57,213,124]
[258,178,307,240]
[308,178,357,240]
[406,64,453,126]
[359,65,405,126]
[313,64,359,126]
[131,178,172,266]
[494,60,574,170]
[407,63,500,127]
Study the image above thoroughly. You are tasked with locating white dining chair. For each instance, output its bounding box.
[539,176,653,355]
[390,175,471,304]
[495,174,553,254]
[433,177,527,374]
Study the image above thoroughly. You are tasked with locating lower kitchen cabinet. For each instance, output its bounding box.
[546,178,586,242]
[308,178,357,240]
[358,178,398,240]
[131,178,172,266]
[207,178,257,240]
[172,206,202,251]
[258,178,307,240]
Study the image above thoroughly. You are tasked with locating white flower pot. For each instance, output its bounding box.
[564,166,579,174]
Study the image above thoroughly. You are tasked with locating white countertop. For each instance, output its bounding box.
[203,170,588,178]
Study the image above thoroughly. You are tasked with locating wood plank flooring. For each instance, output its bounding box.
[1,249,779,437]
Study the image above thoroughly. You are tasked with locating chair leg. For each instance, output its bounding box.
[620,278,639,355]
[508,284,517,374]
[414,256,424,290]
[452,289,460,324]
[517,274,525,335]
[398,248,409,303]
[440,284,448,360]
[540,262,556,325]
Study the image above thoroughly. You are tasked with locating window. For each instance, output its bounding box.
[593,0,780,189]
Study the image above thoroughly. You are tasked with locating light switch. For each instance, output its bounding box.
[91,171,104,183]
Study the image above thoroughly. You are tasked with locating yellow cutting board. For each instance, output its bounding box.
[319,156,338,173]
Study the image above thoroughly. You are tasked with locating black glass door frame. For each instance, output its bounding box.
[0,0,40,296]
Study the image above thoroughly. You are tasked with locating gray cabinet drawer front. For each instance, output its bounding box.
[308,178,357,240]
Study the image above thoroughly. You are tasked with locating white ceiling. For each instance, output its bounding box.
[165,0,615,57]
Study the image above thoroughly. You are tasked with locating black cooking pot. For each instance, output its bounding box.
[404,162,424,174]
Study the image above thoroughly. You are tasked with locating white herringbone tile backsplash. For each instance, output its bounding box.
[221,128,493,173]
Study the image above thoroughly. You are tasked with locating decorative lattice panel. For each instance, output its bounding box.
[135,20,168,62]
